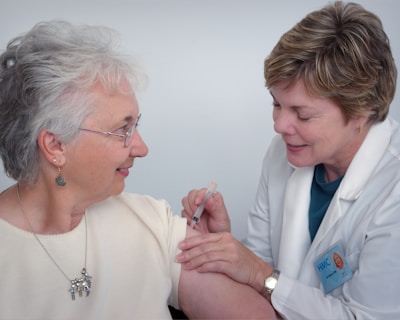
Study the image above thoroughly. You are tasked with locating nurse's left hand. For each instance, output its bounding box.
[176,232,272,291]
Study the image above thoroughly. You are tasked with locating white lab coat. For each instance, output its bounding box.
[244,116,400,319]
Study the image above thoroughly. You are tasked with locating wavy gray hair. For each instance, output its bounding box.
[0,20,144,183]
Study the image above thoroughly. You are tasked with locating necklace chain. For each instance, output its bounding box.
[16,184,92,300]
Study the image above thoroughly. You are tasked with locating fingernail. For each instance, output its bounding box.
[179,241,187,249]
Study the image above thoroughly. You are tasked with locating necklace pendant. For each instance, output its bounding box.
[70,279,78,300]
[69,268,92,300]
[80,268,92,297]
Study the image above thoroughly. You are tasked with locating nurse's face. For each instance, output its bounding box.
[271,80,364,181]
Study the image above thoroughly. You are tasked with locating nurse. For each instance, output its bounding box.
[176,1,400,319]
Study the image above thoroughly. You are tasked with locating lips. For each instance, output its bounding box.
[287,143,306,148]
[286,143,307,153]
[116,167,130,177]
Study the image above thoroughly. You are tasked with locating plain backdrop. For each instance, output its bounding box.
[1,0,400,240]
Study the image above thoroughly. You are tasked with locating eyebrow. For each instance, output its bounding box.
[270,92,311,111]
[106,115,135,132]
[121,114,140,126]
[124,115,134,123]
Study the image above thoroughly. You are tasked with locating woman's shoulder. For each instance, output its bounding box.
[88,192,184,234]
[93,192,172,215]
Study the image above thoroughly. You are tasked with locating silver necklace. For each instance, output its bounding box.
[16,184,92,300]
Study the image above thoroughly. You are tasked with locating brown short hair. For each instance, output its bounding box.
[264,1,397,123]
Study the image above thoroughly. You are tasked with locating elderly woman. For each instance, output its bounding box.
[177,1,400,319]
[0,21,275,319]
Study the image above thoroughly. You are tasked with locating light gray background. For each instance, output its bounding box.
[1,0,399,240]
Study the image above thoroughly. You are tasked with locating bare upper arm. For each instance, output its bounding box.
[178,226,276,319]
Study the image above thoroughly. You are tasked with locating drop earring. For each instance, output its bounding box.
[56,167,67,186]
[53,159,67,187]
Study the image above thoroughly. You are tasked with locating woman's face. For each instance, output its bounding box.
[65,79,148,202]
[333,253,344,270]
[271,80,364,180]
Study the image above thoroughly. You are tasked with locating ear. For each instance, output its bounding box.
[357,115,370,132]
[37,130,66,166]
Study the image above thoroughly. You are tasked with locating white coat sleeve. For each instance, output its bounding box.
[272,179,400,319]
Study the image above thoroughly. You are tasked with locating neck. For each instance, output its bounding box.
[16,183,85,234]
[323,124,370,183]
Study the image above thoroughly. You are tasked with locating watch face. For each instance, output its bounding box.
[266,277,277,289]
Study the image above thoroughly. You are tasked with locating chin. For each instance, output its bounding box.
[287,158,313,168]
[110,182,125,196]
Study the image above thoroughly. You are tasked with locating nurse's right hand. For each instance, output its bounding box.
[181,188,231,234]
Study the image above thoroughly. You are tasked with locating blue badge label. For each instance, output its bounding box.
[314,244,352,293]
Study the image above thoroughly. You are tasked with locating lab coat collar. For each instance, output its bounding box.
[277,118,392,278]
[339,118,392,200]
[310,118,392,247]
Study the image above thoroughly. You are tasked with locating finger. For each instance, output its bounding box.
[193,259,249,286]
[181,246,231,271]
[181,194,193,215]
[208,191,224,208]
[177,235,232,265]
[179,232,221,250]
[194,188,208,206]
[181,210,191,225]
[204,192,224,215]
[194,260,232,275]
[181,189,203,215]
[197,192,230,233]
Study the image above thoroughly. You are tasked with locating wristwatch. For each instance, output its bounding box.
[264,269,280,295]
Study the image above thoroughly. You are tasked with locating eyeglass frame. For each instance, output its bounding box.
[79,113,141,148]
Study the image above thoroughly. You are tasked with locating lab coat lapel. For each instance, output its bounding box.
[278,166,314,278]
[311,118,392,246]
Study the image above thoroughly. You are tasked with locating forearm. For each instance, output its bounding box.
[179,226,276,319]
[179,266,277,319]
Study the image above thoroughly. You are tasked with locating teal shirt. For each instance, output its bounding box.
[309,164,343,241]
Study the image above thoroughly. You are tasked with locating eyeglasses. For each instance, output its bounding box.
[79,114,141,148]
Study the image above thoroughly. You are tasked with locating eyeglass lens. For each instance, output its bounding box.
[124,114,141,147]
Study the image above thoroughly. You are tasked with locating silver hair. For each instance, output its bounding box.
[0,20,145,184]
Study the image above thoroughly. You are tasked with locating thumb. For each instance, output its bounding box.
[205,192,231,232]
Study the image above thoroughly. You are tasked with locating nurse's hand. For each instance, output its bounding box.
[181,188,231,234]
[176,232,273,292]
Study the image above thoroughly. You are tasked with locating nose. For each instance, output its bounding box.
[273,108,294,135]
[129,130,149,158]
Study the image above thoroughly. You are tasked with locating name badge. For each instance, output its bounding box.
[313,244,352,293]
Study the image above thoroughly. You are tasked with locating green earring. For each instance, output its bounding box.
[55,166,66,187]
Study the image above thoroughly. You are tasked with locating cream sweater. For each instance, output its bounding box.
[0,192,186,320]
